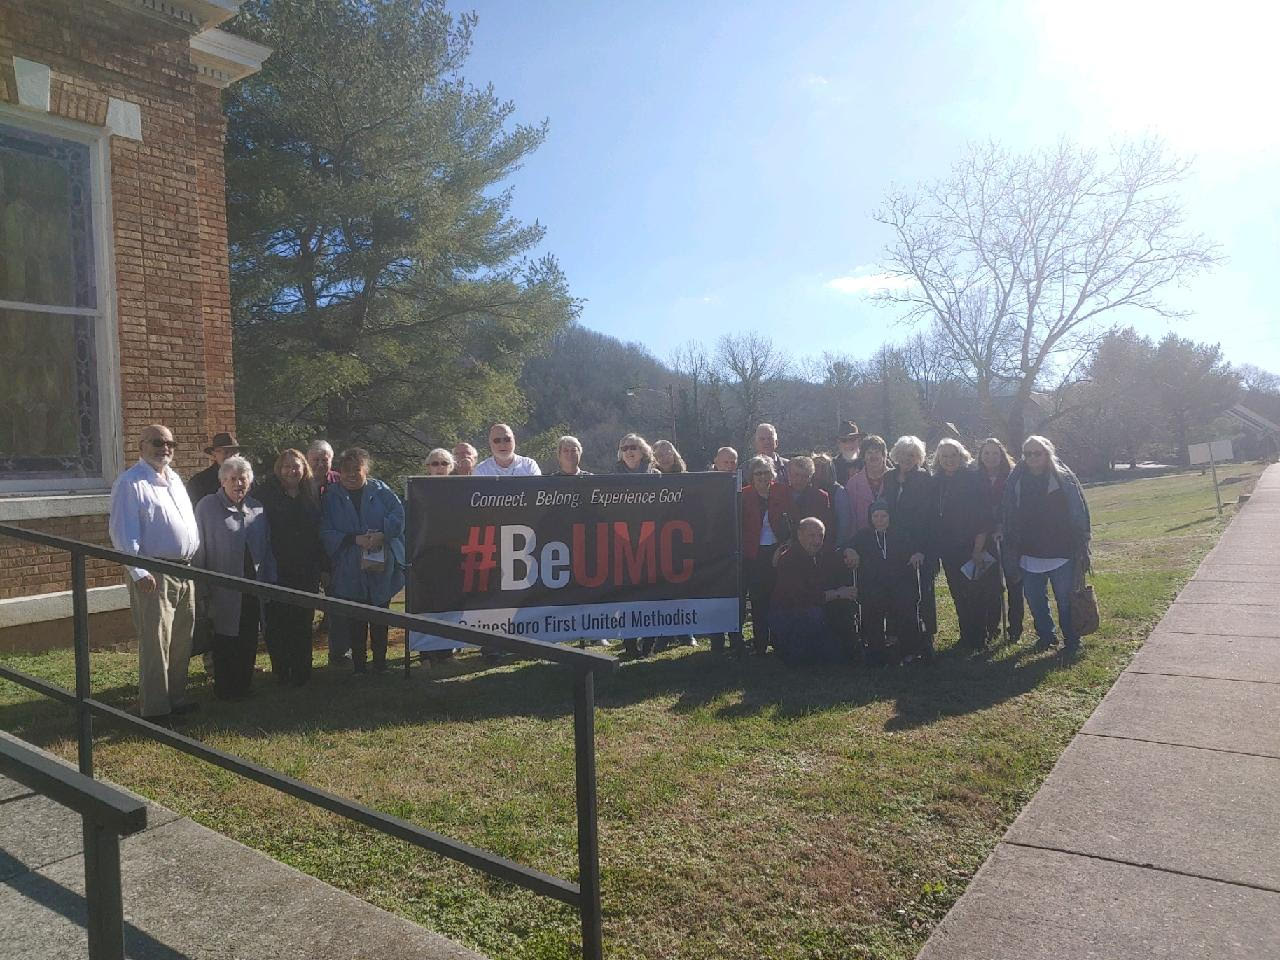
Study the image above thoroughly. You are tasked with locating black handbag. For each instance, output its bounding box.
[1070,565,1100,637]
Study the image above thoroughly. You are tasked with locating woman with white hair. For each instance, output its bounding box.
[881,435,938,652]
[554,436,591,476]
[1000,435,1092,655]
[930,438,995,652]
[423,448,454,476]
[193,455,276,700]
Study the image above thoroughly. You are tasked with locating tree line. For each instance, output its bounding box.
[513,323,1271,478]
[224,0,1269,483]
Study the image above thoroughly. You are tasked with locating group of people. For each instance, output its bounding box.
[108,420,583,719]
[106,415,1092,721]
[728,422,1092,668]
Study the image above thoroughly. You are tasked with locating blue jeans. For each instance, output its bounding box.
[1021,559,1076,647]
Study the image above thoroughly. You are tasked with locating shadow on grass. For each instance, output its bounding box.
[1164,513,1217,533]
[0,635,1073,756]
[596,640,1067,730]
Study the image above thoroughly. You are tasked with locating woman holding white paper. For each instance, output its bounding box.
[929,439,994,653]
[320,448,405,674]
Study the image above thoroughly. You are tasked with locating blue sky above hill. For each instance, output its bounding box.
[456,0,1280,374]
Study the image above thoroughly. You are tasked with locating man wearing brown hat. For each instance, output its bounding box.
[834,421,863,487]
[188,431,241,507]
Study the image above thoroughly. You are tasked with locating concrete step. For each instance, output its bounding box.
[0,768,485,960]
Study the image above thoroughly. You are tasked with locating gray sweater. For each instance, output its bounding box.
[193,490,276,635]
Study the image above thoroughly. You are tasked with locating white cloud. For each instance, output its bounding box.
[802,73,831,88]
[825,271,914,296]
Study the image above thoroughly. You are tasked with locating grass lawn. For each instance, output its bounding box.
[0,463,1267,960]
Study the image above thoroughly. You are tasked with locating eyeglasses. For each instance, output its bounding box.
[492,437,513,444]
[752,470,773,477]
[427,461,451,467]
[147,438,176,449]
[621,444,639,452]
[1025,450,1047,458]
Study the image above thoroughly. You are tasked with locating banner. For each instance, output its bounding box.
[405,472,741,647]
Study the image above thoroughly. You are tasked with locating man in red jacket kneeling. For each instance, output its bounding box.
[770,517,857,665]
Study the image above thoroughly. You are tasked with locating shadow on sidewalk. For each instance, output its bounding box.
[1,846,191,960]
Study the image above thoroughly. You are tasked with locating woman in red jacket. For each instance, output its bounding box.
[741,455,794,655]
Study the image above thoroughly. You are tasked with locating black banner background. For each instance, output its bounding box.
[405,473,741,639]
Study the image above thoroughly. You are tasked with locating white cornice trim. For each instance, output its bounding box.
[0,584,130,628]
[0,494,111,522]
[105,0,242,33]
[189,28,272,88]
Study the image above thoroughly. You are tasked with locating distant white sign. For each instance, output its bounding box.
[1189,439,1233,465]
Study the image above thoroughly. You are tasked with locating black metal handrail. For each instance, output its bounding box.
[0,731,148,960]
[0,521,614,960]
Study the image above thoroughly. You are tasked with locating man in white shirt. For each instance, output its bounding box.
[109,423,201,720]
[473,423,541,477]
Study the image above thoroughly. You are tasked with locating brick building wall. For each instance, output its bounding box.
[0,515,119,601]
[0,1,266,647]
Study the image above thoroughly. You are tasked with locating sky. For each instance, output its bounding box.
[453,0,1280,375]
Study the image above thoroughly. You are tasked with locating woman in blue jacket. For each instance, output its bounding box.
[321,447,406,673]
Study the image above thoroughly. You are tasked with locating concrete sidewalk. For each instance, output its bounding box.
[918,464,1280,960]
[0,741,485,960]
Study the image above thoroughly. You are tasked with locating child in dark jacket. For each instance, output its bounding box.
[852,500,929,666]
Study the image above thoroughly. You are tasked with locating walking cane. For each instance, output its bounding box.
[996,538,1009,642]
[851,566,864,658]
[915,565,927,635]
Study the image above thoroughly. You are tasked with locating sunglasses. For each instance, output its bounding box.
[621,444,640,452]
[1025,450,1047,458]
[148,438,176,449]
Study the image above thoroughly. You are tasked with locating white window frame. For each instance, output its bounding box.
[0,104,123,495]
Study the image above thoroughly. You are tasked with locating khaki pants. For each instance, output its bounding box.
[128,572,195,717]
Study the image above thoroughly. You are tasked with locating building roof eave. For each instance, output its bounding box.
[103,0,243,34]
[189,27,272,88]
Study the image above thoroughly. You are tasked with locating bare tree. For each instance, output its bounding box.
[1239,364,1280,396]
[875,138,1218,449]
[670,340,719,465]
[716,333,790,449]
[815,350,862,427]
[896,327,963,426]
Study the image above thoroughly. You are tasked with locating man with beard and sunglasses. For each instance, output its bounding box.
[109,424,201,720]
